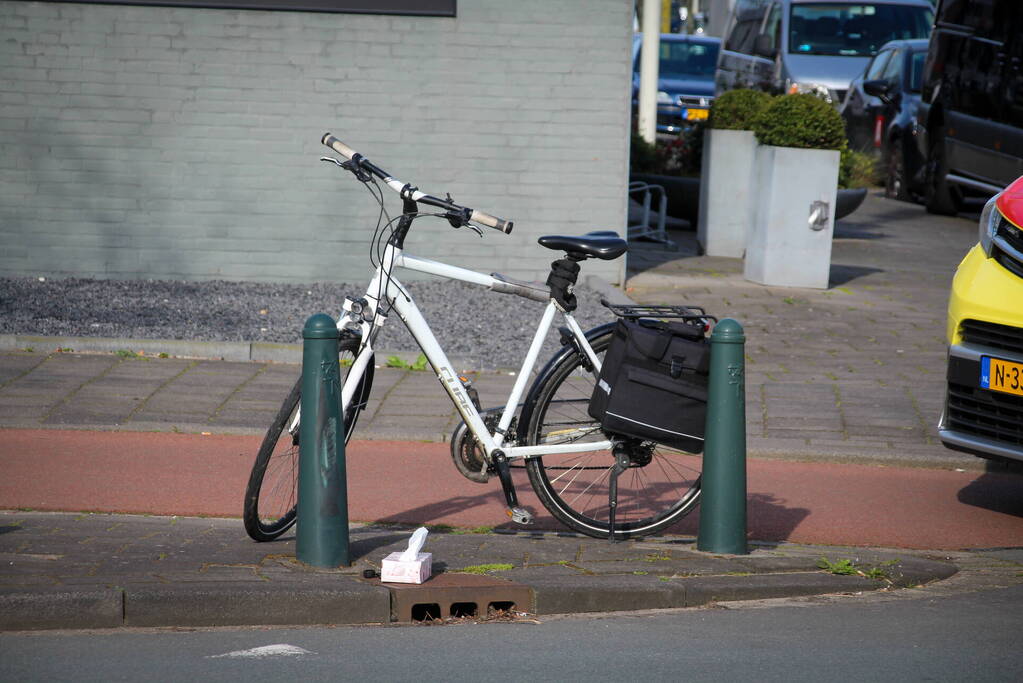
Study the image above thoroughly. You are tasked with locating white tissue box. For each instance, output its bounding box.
[380,552,432,584]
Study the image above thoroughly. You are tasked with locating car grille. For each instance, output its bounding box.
[994,246,1023,278]
[960,319,1023,355]
[946,381,1023,448]
[677,95,712,108]
[997,216,1023,253]
[994,217,1023,275]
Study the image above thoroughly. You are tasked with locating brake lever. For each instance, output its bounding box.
[445,207,483,237]
[320,156,371,182]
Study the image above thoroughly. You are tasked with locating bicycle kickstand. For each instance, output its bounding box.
[608,443,630,544]
[493,450,533,525]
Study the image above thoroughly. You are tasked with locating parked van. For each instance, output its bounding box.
[916,0,1023,215]
[716,0,933,106]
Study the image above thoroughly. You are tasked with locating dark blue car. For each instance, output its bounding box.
[632,34,720,134]
[840,38,929,201]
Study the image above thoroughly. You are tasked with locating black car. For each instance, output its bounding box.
[841,38,929,201]
[916,0,1023,214]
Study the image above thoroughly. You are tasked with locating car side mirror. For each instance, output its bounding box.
[753,34,777,59]
[863,78,892,103]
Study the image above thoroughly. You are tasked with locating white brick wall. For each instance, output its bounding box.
[0,0,632,285]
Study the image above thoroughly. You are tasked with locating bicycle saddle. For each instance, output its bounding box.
[538,231,628,260]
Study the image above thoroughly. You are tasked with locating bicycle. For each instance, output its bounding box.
[243,133,705,542]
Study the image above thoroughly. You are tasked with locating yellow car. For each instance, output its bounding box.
[939,176,1023,465]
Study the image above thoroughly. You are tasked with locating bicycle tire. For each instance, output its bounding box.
[523,329,702,540]
[243,334,373,542]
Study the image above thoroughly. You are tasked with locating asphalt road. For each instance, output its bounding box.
[3,583,1021,681]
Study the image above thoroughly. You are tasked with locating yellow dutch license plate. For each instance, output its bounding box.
[981,356,1023,397]
[684,108,709,121]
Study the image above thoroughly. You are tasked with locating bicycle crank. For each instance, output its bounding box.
[493,449,533,526]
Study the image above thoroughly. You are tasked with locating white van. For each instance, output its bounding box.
[715,0,933,106]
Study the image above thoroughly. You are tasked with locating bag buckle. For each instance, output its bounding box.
[670,357,684,379]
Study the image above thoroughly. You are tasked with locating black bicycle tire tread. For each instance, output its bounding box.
[243,337,366,542]
[243,378,301,542]
[524,331,702,540]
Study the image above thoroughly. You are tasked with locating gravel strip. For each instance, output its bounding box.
[0,276,618,371]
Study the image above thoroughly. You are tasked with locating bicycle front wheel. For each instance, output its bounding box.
[524,330,702,539]
[243,334,372,542]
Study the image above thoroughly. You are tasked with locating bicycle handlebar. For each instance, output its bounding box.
[321,133,514,234]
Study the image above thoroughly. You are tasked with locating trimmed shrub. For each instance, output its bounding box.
[751,93,846,150]
[709,89,773,130]
[839,148,881,189]
[630,132,659,174]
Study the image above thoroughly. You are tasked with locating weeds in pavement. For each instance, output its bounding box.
[385,353,429,371]
[818,556,899,582]
[456,563,514,575]
[450,526,494,535]
[817,557,857,575]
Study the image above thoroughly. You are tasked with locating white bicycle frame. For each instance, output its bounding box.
[289,240,614,465]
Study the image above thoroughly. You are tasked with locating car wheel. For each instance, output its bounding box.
[884,140,911,202]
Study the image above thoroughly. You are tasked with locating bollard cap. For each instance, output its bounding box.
[303,313,340,339]
[710,318,745,344]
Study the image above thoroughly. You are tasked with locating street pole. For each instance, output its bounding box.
[296,313,350,568]
[638,0,661,145]
[697,318,748,555]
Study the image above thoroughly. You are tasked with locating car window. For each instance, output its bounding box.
[763,3,782,52]
[881,48,903,81]
[789,3,933,57]
[865,49,893,80]
[725,5,767,54]
[636,41,721,78]
[908,50,926,92]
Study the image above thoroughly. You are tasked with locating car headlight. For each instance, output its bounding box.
[978,192,1005,256]
[786,81,833,104]
[657,91,674,105]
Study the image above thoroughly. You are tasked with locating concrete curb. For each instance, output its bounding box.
[0,334,479,370]
[0,513,962,631]
[0,559,958,631]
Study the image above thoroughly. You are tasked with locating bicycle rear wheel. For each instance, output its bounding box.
[523,330,702,539]
[243,334,372,542]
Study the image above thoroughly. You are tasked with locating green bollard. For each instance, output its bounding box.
[296,313,350,568]
[697,318,748,555]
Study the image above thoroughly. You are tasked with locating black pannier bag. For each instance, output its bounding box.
[588,317,710,452]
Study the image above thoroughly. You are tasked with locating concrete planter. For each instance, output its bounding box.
[744,145,840,289]
[836,187,868,219]
[697,129,758,257]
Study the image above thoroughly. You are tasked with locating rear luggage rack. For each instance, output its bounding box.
[600,299,717,324]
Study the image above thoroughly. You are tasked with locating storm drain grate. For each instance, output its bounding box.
[367,572,533,623]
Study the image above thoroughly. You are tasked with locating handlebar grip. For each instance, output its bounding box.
[470,209,513,234]
[321,133,357,160]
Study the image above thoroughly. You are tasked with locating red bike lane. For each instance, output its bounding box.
[2,428,1021,550]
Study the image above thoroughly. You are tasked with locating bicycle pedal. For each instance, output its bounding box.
[507,507,533,525]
